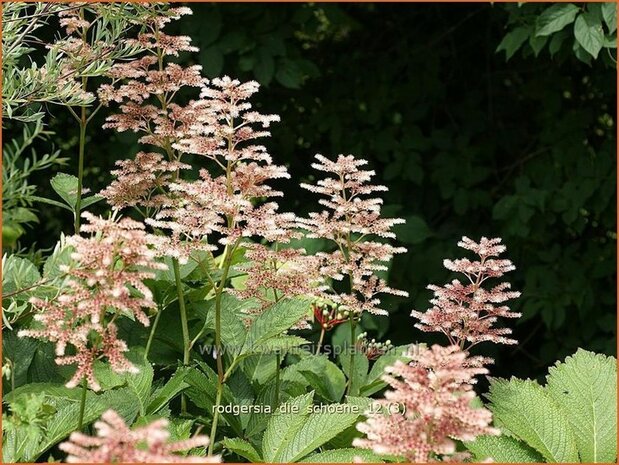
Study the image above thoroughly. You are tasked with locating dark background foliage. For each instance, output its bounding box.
[10,3,617,381]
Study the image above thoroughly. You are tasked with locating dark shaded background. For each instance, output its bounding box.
[14,3,617,381]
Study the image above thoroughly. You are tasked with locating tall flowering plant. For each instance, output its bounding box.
[7,5,610,465]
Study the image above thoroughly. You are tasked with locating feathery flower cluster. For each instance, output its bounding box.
[100,7,302,276]
[300,154,408,316]
[231,244,322,327]
[100,152,190,209]
[411,236,521,350]
[354,344,498,462]
[60,409,220,463]
[19,213,165,391]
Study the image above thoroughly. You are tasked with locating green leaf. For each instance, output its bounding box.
[262,390,363,462]
[43,239,73,279]
[262,391,314,462]
[545,349,617,463]
[602,3,617,34]
[300,448,385,463]
[283,355,346,403]
[79,194,104,210]
[360,345,412,396]
[202,294,249,357]
[275,404,362,462]
[529,34,548,57]
[146,366,189,415]
[255,335,309,354]
[465,434,544,462]
[275,59,304,89]
[393,215,432,244]
[50,173,79,209]
[201,45,224,77]
[497,27,531,60]
[242,297,311,355]
[574,13,605,59]
[126,361,154,417]
[535,4,580,36]
[36,387,139,461]
[2,255,41,296]
[254,48,275,85]
[487,377,579,462]
[223,437,263,463]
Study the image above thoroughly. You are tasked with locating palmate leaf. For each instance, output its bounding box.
[487,377,579,463]
[465,434,544,463]
[546,349,617,463]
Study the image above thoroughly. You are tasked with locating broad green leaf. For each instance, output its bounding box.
[36,387,139,461]
[360,345,412,397]
[242,297,311,355]
[546,349,617,463]
[536,4,580,36]
[487,377,579,462]
[2,331,38,389]
[126,362,154,416]
[497,27,531,60]
[465,434,544,462]
[241,353,278,385]
[2,255,40,296]
[184,363,243,435]
[49,173,103,211]
[300,448,385,463]
[248,335,309,356]
[393,215,432,244]
[223,437,263,462]
[529,34,548,57]
[574,13,605,59]
[262,392,314,462]
[275,58,303,89]
[79,194,104,210]
[201,294,248,356]
[283,355,346,403]
[602,3,617,34]
[275,403,362,462]
[146,366,189,415]
[254,48,275,85]
[42,238,73,279]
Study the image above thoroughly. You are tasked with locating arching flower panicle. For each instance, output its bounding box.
[300,154,408,317]
[19,213,165,391]
[411,236,521,351]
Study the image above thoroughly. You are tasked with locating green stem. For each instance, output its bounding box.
[74,105,87,233]
[144,305,163,362]
[77,377,87,431]
[208,381,223,456]
[275,352,281,406]
[208,239,237,452]
[347,317,356,396]
[173,258,190,414]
